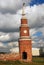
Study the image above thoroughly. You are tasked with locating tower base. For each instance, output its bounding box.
[19,39,32,62]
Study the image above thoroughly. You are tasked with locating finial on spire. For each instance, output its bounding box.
[22,2,25,16]
[23,3,25,6]
[22,2,26,19]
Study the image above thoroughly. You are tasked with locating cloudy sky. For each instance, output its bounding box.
[0,0,44,53]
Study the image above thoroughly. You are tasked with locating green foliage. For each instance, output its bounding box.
[33,57,44,63]
[0,57,44,65]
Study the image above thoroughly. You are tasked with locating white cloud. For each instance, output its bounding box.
[10,47,19,53]
[30,28,37,36]
[17,4,44,28]
[0,42,6,48]
[9,32,19,41]
[0,32,19,42]
[8,42,19,47]
[0,0,30,13]
[0,4,44,43]
[0,34,10,41]
[0,2,44,50]
[0,13,21,32]
[0,42,3,47]
[0,4,44,32]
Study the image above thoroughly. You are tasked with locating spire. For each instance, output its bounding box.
[22,3,26,19]
[22,3,25,15]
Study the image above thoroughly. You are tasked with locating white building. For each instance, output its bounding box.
[32,48,40,56]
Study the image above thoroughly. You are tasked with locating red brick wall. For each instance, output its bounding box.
[20,27,29,36]
[19,18,32,62]
[19,39,32,62]
[21,19,27,24]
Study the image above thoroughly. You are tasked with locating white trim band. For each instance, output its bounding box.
[20,36,31,38]
[20,36,29,38]
[19,39,31,41]
[21,24,27,26]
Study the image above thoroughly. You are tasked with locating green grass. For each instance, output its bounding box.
[0,57,44,65]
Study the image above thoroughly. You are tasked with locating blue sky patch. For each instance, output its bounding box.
[33,32,42,37]
[30,0,44,6]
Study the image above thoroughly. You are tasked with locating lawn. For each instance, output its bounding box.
[0,57,44,65]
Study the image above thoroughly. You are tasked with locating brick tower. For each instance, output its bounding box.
[19,3,32,62]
